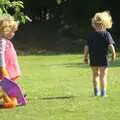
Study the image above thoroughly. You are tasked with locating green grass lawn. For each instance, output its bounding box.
[0,54,120,120]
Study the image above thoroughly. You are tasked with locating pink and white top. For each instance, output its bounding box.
[0,38,21,80]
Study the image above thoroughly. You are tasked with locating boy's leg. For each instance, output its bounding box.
[91,67,100,96]
[99,67,108,96]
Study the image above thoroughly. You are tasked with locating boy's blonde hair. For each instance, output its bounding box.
[91,11,113,30]
[0,14,19,38]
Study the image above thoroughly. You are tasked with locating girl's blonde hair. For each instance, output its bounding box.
[91,11,113,30]
[0,14,19,38]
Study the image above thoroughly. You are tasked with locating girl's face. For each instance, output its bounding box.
[4,20,18,40]
[6,31,15,40]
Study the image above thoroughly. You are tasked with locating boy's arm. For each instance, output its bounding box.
[84,45,89,64]
[109,44,116,61]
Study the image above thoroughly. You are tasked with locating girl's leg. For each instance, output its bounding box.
[4,97,17,108]
[99,67,108,96]
[91,67,100,96]
[0,87,4,98]
[0,88,17,108]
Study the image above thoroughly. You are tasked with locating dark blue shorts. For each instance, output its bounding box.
[89,55,108,67]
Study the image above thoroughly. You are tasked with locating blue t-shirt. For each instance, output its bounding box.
[87,30,114,57]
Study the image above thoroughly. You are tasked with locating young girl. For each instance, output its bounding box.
[84,11,116,96]
[0,14,27,107]
[0,14,21,81]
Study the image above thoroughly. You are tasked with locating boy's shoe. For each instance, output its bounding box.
[94,88,100,96]
[101,90,107,97]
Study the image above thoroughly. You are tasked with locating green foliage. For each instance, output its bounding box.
[56,0,69,5]
[0,0,31,24]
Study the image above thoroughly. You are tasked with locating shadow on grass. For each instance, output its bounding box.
[46,60,120,68]
[0,104,5,109]
[18,52,83,56]
[41,96,75,100]
[110,59,120,67]
[61,59,120,68]
[0,104,26,109]
[58,62,88,68]
[39,62,89,68]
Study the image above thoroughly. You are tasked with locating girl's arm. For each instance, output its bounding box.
[109,44,116,61]
[84,45,89,64]
[0,39,6,67]
[0,39,9,79]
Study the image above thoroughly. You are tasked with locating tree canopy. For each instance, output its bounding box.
[1,0,119,53]
[0,0,31,23]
